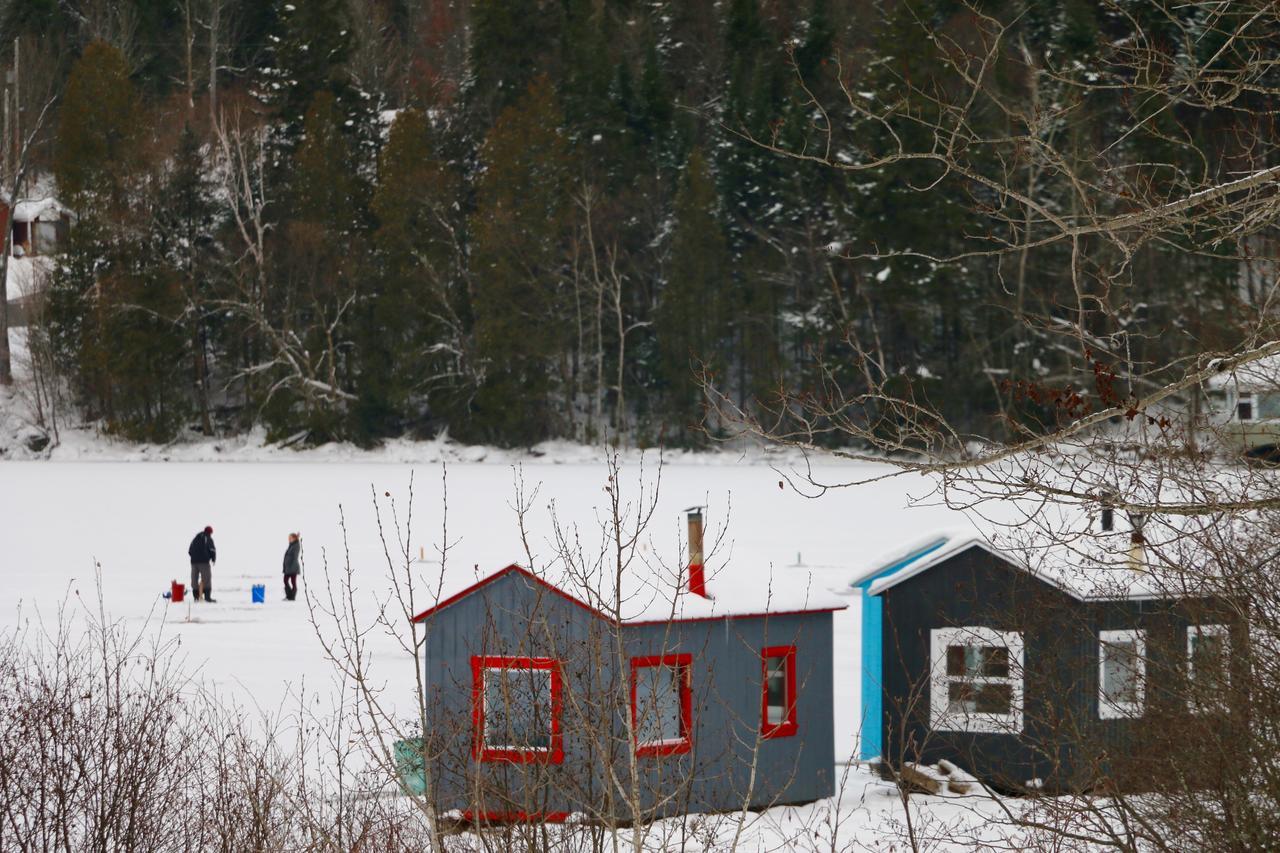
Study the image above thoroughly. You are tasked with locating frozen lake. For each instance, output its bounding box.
[0,455,982,758]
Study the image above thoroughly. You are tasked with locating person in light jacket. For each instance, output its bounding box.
[189,526,217,603]
[283,533,302,600]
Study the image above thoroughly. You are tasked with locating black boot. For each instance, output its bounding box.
[204,592,216,603]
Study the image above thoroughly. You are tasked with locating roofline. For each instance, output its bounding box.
[626,606,846,627]
[411,564,610,623]
[849,535,951,589]
[867,538,1019,594]
[865,539,1178,602]
[410,563,848,625]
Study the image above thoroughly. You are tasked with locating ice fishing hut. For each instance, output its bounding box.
[851,523,1245,793]
[401,508,846,821]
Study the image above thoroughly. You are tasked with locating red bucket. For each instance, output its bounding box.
[171,581,185,603]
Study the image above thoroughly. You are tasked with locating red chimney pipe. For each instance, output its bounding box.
[686,507,708,598]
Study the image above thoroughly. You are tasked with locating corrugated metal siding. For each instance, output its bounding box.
[414,572,836,817]
[624,612,836,815]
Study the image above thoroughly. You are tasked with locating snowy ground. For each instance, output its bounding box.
[4,254,49,301]
[0,449,1038,847]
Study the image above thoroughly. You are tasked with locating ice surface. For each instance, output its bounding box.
[0,454,978,760]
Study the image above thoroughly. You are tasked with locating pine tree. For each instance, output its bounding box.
[53,41,145,215]
[467,0,562,119]
[364,108,466,441]
[264,89,372,440]
[155,125,221,435]
[657,148,731,441]
[468,76,573,444]
[44,40,190,439]
[290,90,366,231]
[260,0,358,135]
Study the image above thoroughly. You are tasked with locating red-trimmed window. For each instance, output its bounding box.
[630,654,693,757]
[761,646,798,738]
[471,656,564,764]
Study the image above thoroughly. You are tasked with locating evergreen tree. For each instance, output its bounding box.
[364,108,466,441]
[44,41,189,439]
[155,125,221,435]
[259,0,358,135]
[290,90,366,231]
[465,0,562,125]
[264,90,372,440]
[657,148,732,440]
[53,41,144,215]
[468,76,573,444]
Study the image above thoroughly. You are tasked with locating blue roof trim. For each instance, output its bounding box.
[852,537,949,591]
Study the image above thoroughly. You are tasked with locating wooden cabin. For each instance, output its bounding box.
[399,510,845,822]
[852,528,1245,793]
[6,196,73,257]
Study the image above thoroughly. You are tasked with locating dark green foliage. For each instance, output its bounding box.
[362,108,467,442]
[467,77,574,444]
[262,0,357,129]
[53,42,144,214]
[22,0,1274,450]
[658,148,731,439]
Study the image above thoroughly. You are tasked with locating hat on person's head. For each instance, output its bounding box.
[204,526,213,535]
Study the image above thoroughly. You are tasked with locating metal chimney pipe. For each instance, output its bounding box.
[686,507,708,598]
[1126,512,1147,570]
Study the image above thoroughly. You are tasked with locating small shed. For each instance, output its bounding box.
[7,196,73,257]
[852,526,1245,792]
[403,509,846,822]
[1207,353,1280,457]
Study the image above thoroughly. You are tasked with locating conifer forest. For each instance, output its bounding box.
[2,0,1272,449]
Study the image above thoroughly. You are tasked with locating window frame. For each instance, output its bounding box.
[629,653,693,757]
[1186,623,1231,713]
[1100,507,1114,532]
[1237,392,1256,422]
[1098,629,1146,720]
[929,626,1024,734]
[760,645,798,739]
[471,655,564,764]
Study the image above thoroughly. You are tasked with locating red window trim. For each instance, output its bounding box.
[629,653,693,757]
[471,655,564,764]
[761,645,798,739]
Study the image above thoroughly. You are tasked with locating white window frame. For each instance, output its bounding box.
[930,627,1024,734]
[1236,392,1256,422]
[1186,624,1231,713]
[1098,629,1145,720]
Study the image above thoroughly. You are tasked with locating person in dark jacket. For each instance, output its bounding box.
[282,532,302,600]
[188,526,217,603]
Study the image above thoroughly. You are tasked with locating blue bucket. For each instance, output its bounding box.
[251,584,265,604]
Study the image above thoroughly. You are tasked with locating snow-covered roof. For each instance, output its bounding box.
[843,453,1264,604]
[863,534,1164,600]
[1206,351,1280,391]
[11,197,73,223]
[411,559,848,626]
[850,509,1237,603]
